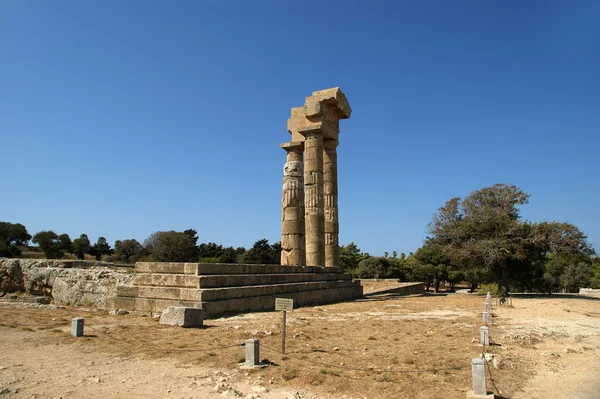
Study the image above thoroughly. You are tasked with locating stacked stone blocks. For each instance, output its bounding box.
[281,87,351,267]
[114,262,362,317]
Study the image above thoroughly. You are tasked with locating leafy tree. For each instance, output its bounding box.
[427,184,595,294]
[183,229,199,246]
[72,234,91,259]
[413,245,450,292]
[340,242,362,273]
[114,239,145,263]
[240,239,280,264]
[89,237,112,260]
[354,257,390,279]
[560,262,593,293]
[32,230,68,259]
[58,234,72,253]
[590,257,600,289]
[144,231,199,262]
[0,221,31,257]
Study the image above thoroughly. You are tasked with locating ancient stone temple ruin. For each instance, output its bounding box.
[112,88,362,317]
[281,87,351,268]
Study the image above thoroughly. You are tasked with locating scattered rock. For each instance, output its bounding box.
[251,385,268,393]
[109,309,129,316]
[332,346,339,351]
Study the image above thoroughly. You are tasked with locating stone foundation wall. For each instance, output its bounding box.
[0,258,133,307]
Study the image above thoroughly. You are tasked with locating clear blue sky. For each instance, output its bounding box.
[1,1,599,256]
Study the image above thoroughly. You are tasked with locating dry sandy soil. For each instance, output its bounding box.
[1,287,599,399]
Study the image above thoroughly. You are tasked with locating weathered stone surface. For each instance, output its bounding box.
[0,258,133,307]
[159,306,204,328]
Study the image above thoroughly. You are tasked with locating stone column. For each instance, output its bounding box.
[280,142,305,266]
[300,128,325,267]
[323,139,339,267]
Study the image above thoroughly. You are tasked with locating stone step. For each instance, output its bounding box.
[199,280,357,301]
[201,283,363,316]
[117,286,201,301]
[133,273,199,288]
[196,264,344,275]
[132,272,351,289]
[135,262,344,275]
[198,273,351,288]
[112,296,202,313]
[118,280,357,302]
[135,262,200,275]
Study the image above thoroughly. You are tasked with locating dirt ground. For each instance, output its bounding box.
[1,288,599,399]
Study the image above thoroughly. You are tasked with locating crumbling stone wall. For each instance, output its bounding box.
[0,258,133,307]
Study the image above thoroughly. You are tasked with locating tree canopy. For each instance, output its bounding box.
[426,184,595,293]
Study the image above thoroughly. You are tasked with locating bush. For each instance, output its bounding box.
[477,283,499,295]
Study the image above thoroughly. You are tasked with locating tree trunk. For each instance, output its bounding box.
[500,262,510,296]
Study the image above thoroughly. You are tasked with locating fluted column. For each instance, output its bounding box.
[300,128,325,267]
[323,139,339,267]
[280,142,305,266]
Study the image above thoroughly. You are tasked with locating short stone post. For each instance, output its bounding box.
[486,291,491,301]
[480,326,489,346]
[467,358,494,398]
[245,338,260,366]
[482,312,491,325]
[71,317,84,337]
[484,302,491,313]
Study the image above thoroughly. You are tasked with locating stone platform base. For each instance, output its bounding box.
[113,262,363,317]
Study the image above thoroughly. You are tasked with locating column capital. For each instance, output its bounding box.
[280,141,304,153]
[297,125,324,138]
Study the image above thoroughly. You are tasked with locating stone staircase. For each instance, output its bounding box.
[112,262,362,317]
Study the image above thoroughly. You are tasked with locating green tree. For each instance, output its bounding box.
[413,245,449,292]
[144,231,199,262]
[340,242,362,273]
[72,234,90,259]
[183,229,199,246]
[89,237,112,260]
[560,262,593,293]
[114,239,144,263]
[32,230,67,259]
[354,257,390,279]
[427,184,594,294]
[0,221,32,257]
[240,239,280,264]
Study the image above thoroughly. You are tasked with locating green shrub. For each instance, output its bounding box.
[477,283,498,295]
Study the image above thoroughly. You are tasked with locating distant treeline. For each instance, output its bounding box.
[0,223,280,265]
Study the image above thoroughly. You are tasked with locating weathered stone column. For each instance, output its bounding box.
[300,127,325,267]
[323,139,339,267]
[280,142,305,266]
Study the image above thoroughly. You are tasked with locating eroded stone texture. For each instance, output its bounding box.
[281,142,306,266]
[301,128,325,267]
[323,139,339,267]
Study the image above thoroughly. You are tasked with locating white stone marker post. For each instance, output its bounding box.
[482,312,491,325]
[480,326,489,346]
[466,358,494,398]
[245,338,260,366]
[71,317,84,337]
[484,302,491,313]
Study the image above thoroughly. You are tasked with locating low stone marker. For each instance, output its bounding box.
[71,317,84,337]
[482,312,491,325]
[245,338,260,366]
[480,326,489,346]
[159,307,204,328]
[484,302,491,313]
[466,358,494,398]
